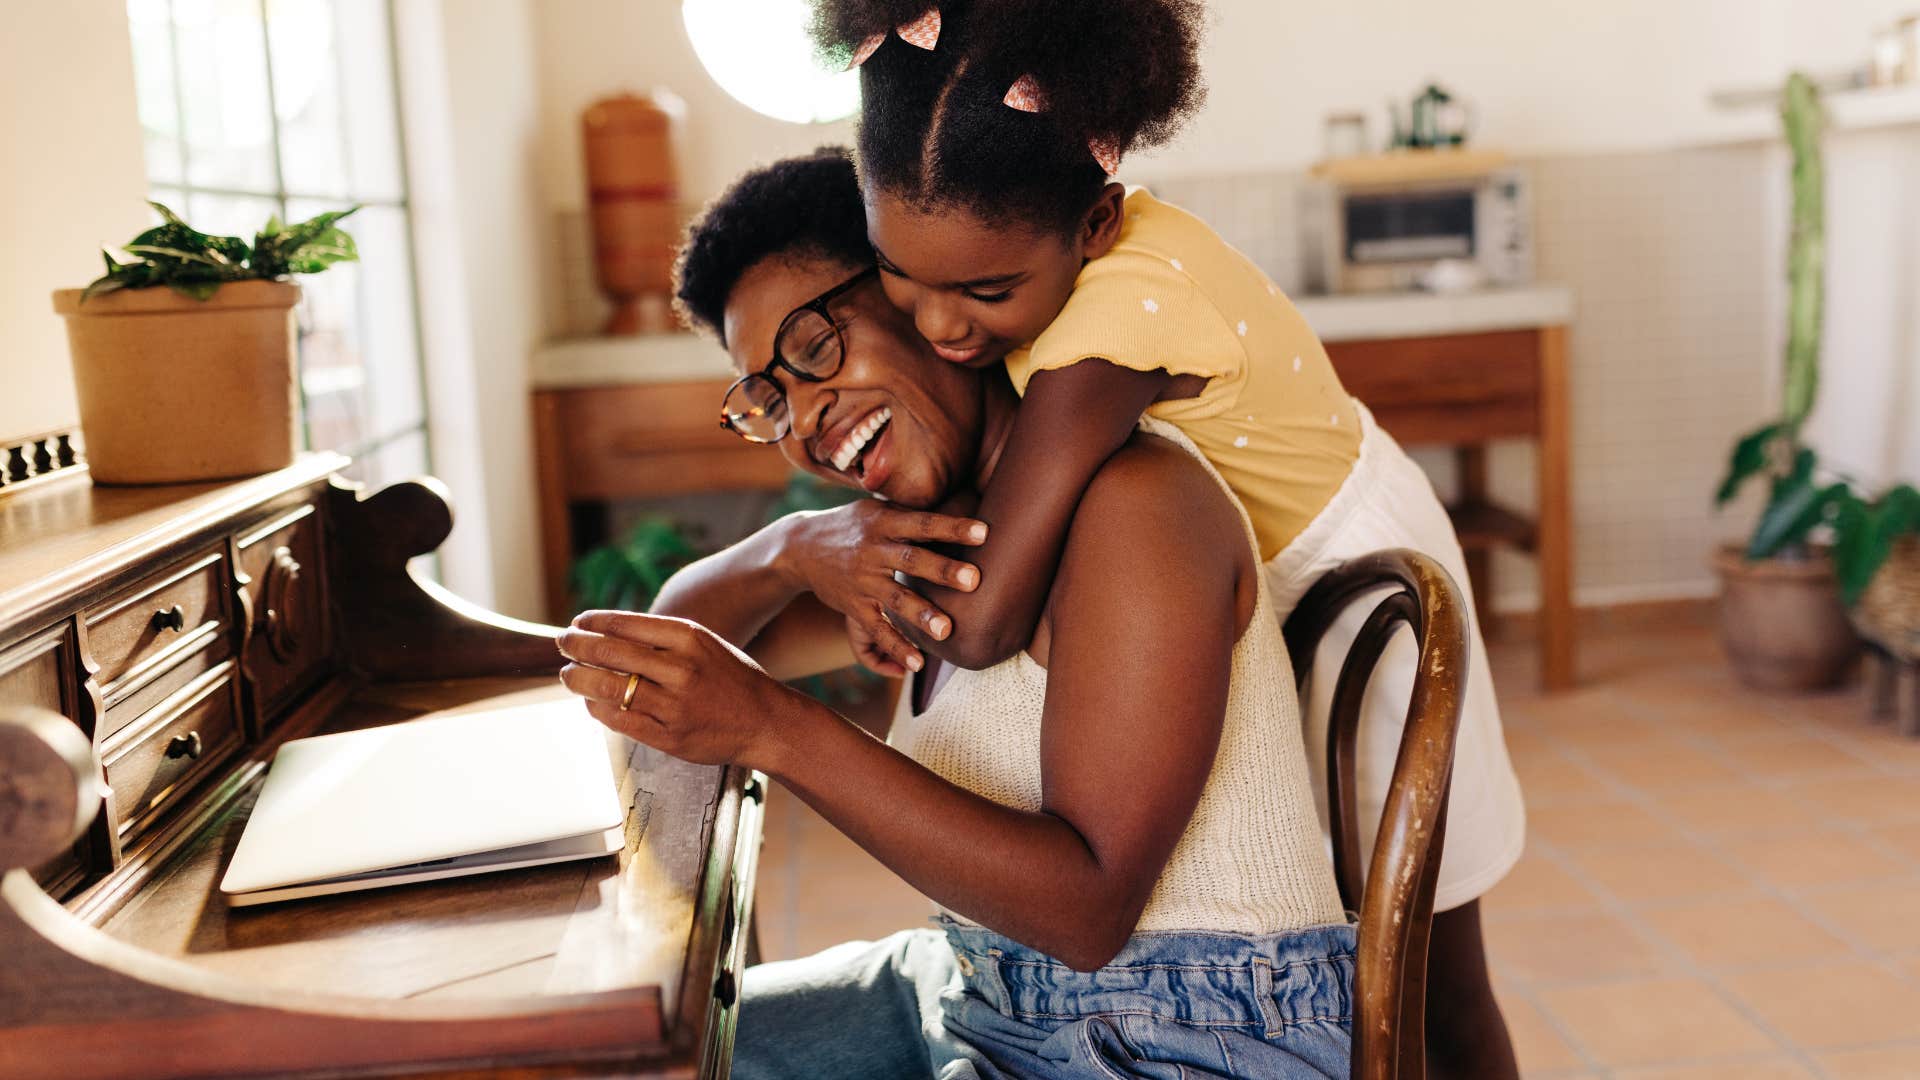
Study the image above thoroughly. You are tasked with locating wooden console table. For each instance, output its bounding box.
[1302,286,1576,691]
[0,458,759,1078]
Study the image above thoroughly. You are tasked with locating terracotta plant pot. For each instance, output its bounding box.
[51,280,301,485]
[1714,544,1861,691]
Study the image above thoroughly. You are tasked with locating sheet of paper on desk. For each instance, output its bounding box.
[220,699,625,906]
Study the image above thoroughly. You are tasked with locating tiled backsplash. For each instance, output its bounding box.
[546,144,1778,612]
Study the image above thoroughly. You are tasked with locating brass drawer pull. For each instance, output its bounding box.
[152,604,187,632]
[164,730,203,761]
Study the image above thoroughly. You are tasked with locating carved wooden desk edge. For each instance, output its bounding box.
[0,460,758,1078]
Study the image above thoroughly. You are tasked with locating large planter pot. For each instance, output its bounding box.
[51,280,301,485]
[1714,544,1861,692]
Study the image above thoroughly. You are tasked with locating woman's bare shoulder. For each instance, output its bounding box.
[1064,431,1253,594]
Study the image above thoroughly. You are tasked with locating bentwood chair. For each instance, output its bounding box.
[1283,550,1470,1080]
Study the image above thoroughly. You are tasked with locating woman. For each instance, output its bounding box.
[558,149,1353,1079]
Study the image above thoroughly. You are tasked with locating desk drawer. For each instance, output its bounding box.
[1328,329,1541,444]
[85,551,229,709]
[238,504,329,719]
[102,663,240,842]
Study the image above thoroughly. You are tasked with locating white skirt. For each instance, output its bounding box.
[1264,403,1526,912]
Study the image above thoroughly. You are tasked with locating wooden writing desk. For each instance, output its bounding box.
[532,287,1576,690]
[0,458,759,1078]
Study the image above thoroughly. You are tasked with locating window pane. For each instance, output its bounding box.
[127,0,182,185]
[265,0,348,198]
[287,198,421,449]
[341,428,428,489]
[292,252,369,453]
[333,0,405,199]
[174,0,279,193]
[344,204,425,439]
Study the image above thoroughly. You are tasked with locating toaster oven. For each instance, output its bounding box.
[1302,166,1533,294]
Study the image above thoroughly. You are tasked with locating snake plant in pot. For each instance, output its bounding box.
[50,202,358,484]
[1712,74,1920,691]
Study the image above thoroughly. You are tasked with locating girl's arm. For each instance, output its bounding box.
[646,501,986,680]
[558,433,1246,970]
[904,359,1179,670]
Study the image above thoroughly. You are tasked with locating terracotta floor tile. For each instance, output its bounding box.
[1638,895,1850,969]
[1513,750,1616,804]
[1565,840,1754,905]
[1534,977,1776,1067]
[1798,878,1920,952]
[1613,1061,1815,1080]
[1721,734,1873,779]
[1784,770,1920,826]
[1492,987,1585,1073]
[1481,854,1603,919]
[1483,911,1665,982]
[1656,784,1808,835]
[1528,799,1678,851]
[1577,738,1747,793]
[1719,827,1913,890]
[1721,960,1920,1048]
[1814,1044,1920,1080]
[1871,821,1920,864]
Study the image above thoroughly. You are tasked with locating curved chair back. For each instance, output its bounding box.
[1283,550,1470,1080]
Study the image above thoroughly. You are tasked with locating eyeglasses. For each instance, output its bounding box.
[719,267,878,444]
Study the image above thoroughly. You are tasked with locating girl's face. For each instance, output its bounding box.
[864,184,1126,369]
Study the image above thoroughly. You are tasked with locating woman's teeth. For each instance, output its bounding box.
[832,407,891,472]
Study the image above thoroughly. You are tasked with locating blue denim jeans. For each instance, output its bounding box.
[733,917,1355,1079]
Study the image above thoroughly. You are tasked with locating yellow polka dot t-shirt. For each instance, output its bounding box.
[1002,188,1361,559]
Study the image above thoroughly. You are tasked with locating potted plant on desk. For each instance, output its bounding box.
[50,203,358,484]
[1713,74,1920,691]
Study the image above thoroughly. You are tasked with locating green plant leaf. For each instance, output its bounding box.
[1834,484,1920,604]
[148,200,188,226]
[569,516,701,613]
[1715,422,1786,505]
[1748,471,1844,559]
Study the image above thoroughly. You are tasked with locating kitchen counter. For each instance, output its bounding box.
[1293,285,1575,344]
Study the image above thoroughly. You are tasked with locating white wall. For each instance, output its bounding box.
[396,0,550,620]
[524,0,1814,203]
[0,2,150,444]
[1132,0,1793,180]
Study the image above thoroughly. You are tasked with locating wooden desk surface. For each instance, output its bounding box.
[97,680,729,1021]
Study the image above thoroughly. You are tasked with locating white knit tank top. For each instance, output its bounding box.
[888,420,1346,935]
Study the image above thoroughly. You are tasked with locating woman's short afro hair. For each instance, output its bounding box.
[810,0,1206,233]
[673,145,872,343]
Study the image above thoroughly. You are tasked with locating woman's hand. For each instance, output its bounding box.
[775,502,987,673]
[558,610,811,769]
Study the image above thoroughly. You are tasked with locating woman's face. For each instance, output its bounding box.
[722,253,988,509]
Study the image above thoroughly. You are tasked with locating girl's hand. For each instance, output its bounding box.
[846,614,909,678]
[777,502,987,673]
[559,611,805,768]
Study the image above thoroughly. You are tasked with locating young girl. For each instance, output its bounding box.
[811,2,1525,1074]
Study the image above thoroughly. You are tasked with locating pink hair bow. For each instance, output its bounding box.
[1003,75,1124,175]
[849,7,942,68]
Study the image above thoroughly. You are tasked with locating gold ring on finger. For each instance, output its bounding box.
[620,672,640,711]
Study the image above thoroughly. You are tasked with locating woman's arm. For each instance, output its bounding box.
[903,360,1193,670]
[561,435,1249,969]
